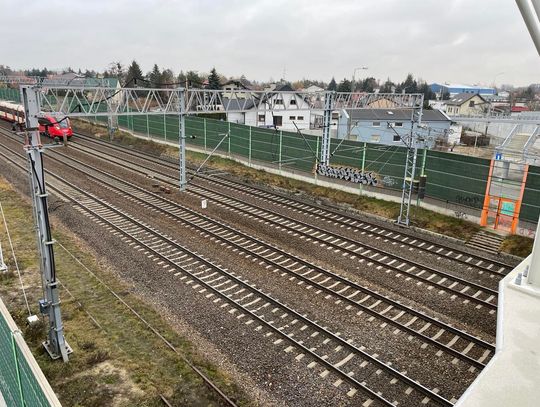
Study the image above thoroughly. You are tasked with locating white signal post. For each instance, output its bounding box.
[0,240,7,273]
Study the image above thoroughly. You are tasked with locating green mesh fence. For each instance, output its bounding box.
[424,151,490,209]
[0,88,20,103]
[0,299,60,407]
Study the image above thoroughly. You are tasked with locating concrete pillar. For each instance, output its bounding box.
[527,216,540,289]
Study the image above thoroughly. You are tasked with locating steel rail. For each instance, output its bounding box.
[0,141,454,406]
[41,146,496,369]
[72,133,515,274]
[65,136,500,310]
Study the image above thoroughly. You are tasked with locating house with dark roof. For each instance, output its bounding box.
[225,83,312,130]
[337,108,452,148]
[445,93,489,116]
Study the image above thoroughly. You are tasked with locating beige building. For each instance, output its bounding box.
[445,92,489,116]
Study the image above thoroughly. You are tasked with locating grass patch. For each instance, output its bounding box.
[74,120,482,241]
[0,176,250,406]
[500,234,534,258]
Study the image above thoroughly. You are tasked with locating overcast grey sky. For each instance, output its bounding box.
[1,0,537,86]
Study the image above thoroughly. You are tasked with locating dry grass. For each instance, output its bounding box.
[0,177,249,406]
[500,234,534,258]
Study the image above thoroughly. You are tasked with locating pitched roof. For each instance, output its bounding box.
[221,78,253,90]
[446,92,486,106]
[348,108,450,122]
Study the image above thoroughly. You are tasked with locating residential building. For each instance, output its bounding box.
[429,83,496,97]
[224,83,312,130]
[305,85,324,93]
[445,93,489,116]
[337,108,452,148]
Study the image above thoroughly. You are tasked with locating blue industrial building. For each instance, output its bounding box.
[429,83,496,97]
[337,109,452,148]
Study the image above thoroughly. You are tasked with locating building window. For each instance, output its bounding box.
[372,121,380,127]
[331,112,339,120]
[395,122,403,127]
[289,116,296,120]
[297,116,304,120]
[274,99,283,105]
[469,101,475,107]
[258,114,265,122]
[290,99,297,105]
[393,134,401,142]
[273,115,282,127]
[371,134,380,143]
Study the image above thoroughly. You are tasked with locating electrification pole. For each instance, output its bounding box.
[320,91,335,165]
[21,85,71,361]
[178,89,187,191]
[396,102,423,227]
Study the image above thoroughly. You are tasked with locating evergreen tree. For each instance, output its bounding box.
[125,60,144,87]
[327,77,337,91]
[337,78,352,92]
[380,78,395,93]
[177,71,187,86]
[361,77,377,92]
[148,64,162,86]
[399,73,418,93]
[207,67,221,90]
[186,70,202,87]
[161,69,175,86]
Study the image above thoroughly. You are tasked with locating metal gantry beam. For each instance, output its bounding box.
[10,83,426,233]
[30,86,423,117]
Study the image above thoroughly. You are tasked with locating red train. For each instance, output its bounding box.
[0,100,73,139]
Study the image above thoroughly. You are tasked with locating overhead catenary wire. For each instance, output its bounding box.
[0,200,32,317]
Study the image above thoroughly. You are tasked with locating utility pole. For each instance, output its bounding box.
[178,89,187,191]
[396,103,423,227]
[21,85,71,361]
[320,91,335,165]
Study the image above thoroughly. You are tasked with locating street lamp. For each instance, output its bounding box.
[352,66,368,91]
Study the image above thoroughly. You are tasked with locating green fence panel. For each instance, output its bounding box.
[250,127,281,164]
[0,314,22,406]
[230,122,251,157]
[424,151,489,208]
[521,165,540,222]
[15,344,53,406]
[280,130,318,172]
[0,88,20,103]
[0,299,60,407]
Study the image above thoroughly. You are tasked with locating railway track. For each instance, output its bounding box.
[68,138,500,312]
[0,142,455,406]
[72,133,515,277]
[43,146,496,370]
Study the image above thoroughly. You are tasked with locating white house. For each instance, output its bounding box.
[225,83,312,131]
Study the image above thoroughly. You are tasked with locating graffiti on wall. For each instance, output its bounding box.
[382,176,398,188]
[456,195,483,207]
[316,164,378,186]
